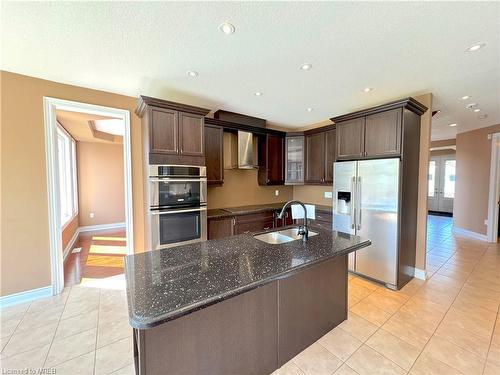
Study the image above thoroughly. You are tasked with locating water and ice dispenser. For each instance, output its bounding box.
[336,191,351,215]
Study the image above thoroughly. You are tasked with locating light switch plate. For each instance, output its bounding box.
[484,219,488,225]
[324,191,333,199]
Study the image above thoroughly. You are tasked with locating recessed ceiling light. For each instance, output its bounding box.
[466,43,486,52]
[449,123,457,127]
[306,107,313,112]
[363,87,373,93]
[473,108,481,113]
[219,22,235,35]
[187,70,198,77]
[461,95,471,100]
[254,92,262,96]
[478,114,488,119]
[300,63,312,71]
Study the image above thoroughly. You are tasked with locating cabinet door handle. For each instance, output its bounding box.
[243,230,250,234]
[264,226,270,230]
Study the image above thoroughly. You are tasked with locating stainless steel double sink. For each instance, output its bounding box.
[253,227,318,244]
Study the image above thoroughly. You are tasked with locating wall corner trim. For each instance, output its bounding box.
[452,226,488,242]
[414,268,426,280]
[0,286,52,308]
[63,229,80,261]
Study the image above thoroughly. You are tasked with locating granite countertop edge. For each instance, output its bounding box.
[127,237,370,330]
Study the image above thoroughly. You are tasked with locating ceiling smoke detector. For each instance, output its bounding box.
[466,102,478,110]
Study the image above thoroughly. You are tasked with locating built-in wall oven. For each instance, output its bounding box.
[149,165,207,250]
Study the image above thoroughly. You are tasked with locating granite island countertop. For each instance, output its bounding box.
[124,225,370,329]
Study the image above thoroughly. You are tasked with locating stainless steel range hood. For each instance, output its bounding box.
[224,131,258,169]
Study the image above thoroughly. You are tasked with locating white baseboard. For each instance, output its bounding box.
[453,226,488,241]
[79,222,125,233]
[63,229,80,261]
[0,286,52,308]
[414,268,427,280]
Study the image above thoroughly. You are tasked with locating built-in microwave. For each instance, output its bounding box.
[150,206,208,250]
[149,165,207,210]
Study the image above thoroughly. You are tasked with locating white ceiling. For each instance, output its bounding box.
[2,2,499,140]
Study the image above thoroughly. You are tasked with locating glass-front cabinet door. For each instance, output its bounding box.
[285,136,305,184]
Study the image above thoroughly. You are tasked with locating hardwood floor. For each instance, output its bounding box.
[64,229,126,287]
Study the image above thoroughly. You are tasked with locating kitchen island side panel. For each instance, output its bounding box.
[133,255,348,375]
[278,255,348,366]
[139,282,279,375]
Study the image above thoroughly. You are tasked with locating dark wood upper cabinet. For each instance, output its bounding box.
[324,130,336,183]
[332,97,427,162]
[285,136,305,185]
[335,118,365,160]
[364,109,401,157]
[149,107,178,155]
[304,128,335,185]
[136,96,210,165]
[204,124,224,185]
[259,134,285,186]
[305,132,325,184]
[178,112,204,156]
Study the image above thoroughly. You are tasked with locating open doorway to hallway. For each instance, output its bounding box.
[428,154,456,216]
[44,97,133,295]
[56,109,128,288]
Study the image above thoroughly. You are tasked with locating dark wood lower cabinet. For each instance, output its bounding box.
[208,217,233,240]
[234,212,275,234]
[133,255,348,375]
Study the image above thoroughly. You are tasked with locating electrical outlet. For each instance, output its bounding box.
[275,190,279,196]
[484,219,488,226]
[324,191,333,199]
[90,212,95,219]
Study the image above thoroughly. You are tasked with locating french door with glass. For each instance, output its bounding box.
[428,155,456,213]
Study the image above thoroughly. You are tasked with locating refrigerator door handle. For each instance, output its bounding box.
[357,176,362,230]
[351,176,356,229]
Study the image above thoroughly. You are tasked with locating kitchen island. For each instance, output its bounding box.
[125,225,370,375]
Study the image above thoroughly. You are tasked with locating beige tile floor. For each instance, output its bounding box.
[1,215,499,375]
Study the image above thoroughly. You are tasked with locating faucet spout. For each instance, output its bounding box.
[278,200,309,241]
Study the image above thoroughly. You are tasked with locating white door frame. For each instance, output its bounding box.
[487,132,500,243]
[43,97,134,295]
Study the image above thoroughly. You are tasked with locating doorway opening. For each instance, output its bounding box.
[428,154,456,217]
[44,98,133,295]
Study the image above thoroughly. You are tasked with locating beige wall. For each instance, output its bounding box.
[1,71,145,296]
[414,94,432,272]
[208,169,293,208]
[77,142,125,226]
[61,215,79,250]
[454,124,500,236]
[293,185,333,206]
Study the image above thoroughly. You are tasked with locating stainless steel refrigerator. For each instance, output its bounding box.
[332,158,400,289]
